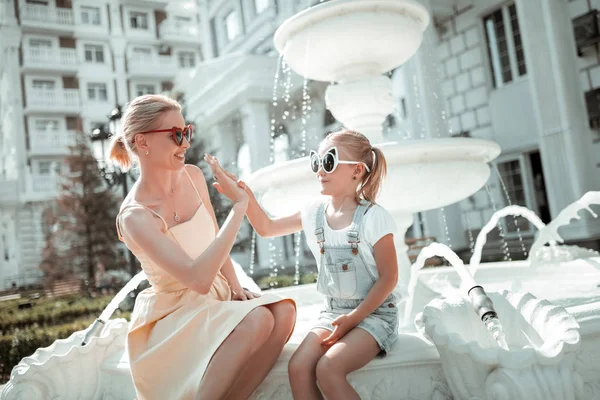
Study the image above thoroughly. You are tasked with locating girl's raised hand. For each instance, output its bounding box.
[204,154,248,206]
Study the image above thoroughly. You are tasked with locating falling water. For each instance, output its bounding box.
[439,206,452,249]
[495,165,528,258]
[98,270,147,322]
[249,229,257,276]
[269,55,283,164]
[469,205,547,277]
[485,183,512,261]
[465,213,476,255]
[412,73,426,139]
[294,232,302,285]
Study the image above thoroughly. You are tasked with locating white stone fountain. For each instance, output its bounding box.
[2,1,600,399]
[247,0,501,289]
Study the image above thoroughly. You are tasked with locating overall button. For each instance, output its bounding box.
[342,264,348,271]
[388,303,395,308]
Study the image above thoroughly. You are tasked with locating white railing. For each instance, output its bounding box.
[24,47,78,67]
[128,55,176,73]
[158,20,201,39]
[27,89,80,110]
[29,130,76,153]
[21,4,74,26]
[30,174,59,193]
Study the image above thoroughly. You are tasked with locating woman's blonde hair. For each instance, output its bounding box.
[107,94,181,171]
[322,129,387,203]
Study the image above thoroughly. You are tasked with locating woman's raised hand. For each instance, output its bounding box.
[204,154,248,207]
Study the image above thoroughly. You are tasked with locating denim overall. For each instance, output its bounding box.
[313,201,399,353]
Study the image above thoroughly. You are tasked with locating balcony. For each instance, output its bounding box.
[20,4,74,33]
[159,20,202,44]
[22,47,78,73]
[23,173,60,202]
[127,55,177,78]
[25,89,80,114]
[29,130,76,156]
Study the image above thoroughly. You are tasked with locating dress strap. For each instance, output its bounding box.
[183,167,202,202]
[115,204,170,241]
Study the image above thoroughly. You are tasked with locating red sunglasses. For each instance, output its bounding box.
[137,124,193,146]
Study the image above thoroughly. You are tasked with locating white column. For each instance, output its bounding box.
[516,0,600,238]
[108,0,127,104]
[240,101,272,172]
[198,0,215,60]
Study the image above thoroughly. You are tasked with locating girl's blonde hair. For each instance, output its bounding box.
[323,129,387,203]
[107,94,181,171]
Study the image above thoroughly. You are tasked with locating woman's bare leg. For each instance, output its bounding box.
[226,300,296,400]
[288,329,331,400]
[195,306,275,400]
[315,328,381,400]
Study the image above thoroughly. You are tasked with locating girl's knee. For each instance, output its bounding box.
[315,356,345,385]
[288,352,313,378]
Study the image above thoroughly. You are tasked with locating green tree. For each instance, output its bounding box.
[40,132,125,287]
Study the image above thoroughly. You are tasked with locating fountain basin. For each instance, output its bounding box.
[273,0,429,82]
[246,138,501,217]
[3,257,600,399]
[416,291,584,399]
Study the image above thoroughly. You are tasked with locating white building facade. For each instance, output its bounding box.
[184,0,600,271]
[0,0,203,290]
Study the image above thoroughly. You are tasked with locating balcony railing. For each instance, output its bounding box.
[20,4,74,26]
[27,89,80,110]
[29,130,76,154]
[23,47,78,68]
[158,20,201,40]
[128,55,176,74]
[30,174,59,194]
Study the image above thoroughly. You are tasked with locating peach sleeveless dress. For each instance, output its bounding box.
[116,169,295,399]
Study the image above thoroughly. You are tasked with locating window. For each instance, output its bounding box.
[34,119,59,131]
[178,51,196,68]
[484,3,526,88]
[87,83,108,101]
[84,44,104,63]
[81,6,101,25]
[130,12,149,30]
[32,80,55,90]
[224,11,240,42]
[254,0,269,14]
[29,39,52,48]
[38,161,53,175]
[136,84,155,96]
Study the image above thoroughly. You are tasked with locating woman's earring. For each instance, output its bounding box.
[145,150,149,155]
[353,176,357,180]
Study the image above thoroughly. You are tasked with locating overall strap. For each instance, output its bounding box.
[314,202,326,254]
[116,203,169,241]
[346,201,373,254]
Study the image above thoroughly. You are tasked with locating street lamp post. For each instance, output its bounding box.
[90,105,138,277]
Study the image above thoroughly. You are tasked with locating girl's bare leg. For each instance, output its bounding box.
[315,328,380,400]
[288,329,331,400]
[195,306,275,400]
[226,300,297,400]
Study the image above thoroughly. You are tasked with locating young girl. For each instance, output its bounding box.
[207,129,399,400]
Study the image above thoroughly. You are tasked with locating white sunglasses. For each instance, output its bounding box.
[309,146,371,174]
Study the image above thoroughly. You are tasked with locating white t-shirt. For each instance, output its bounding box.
[300,199,398,276]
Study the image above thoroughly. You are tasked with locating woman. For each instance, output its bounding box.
[110,94,296,399]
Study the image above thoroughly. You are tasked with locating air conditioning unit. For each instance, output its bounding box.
[585,87,600,128]
[573,9,600,56]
